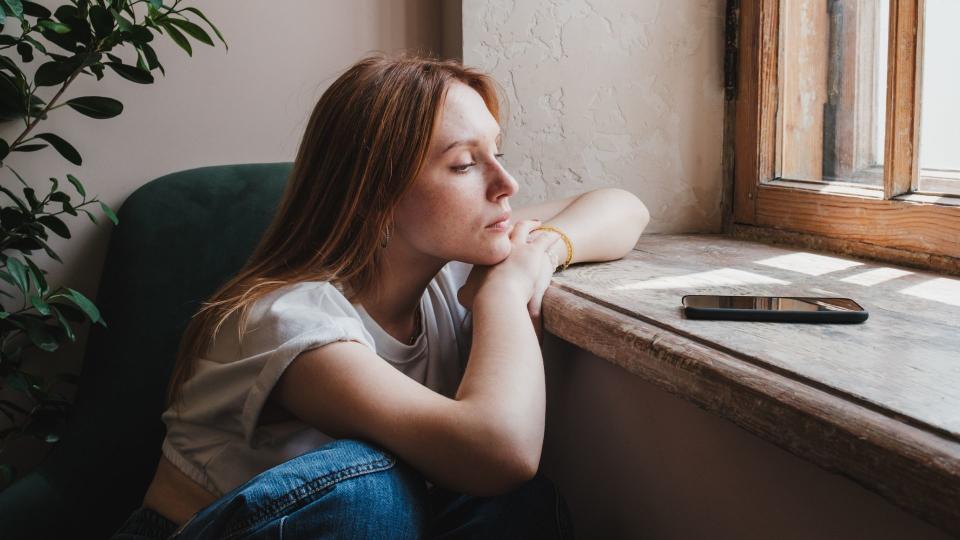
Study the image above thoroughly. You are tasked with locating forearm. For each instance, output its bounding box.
[453,284,545,472]
[541,188,650,267]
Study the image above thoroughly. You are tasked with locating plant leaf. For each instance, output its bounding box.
[3,0,23,20]
[20,315,58,351]
[108,7,131,32]
[79,207,97,225]
[21,2,50,19]
[62,287,103,326]
[34,60,76,86]
[22,186,38,210]
[16,41,32,63]
[5,256,28,293]
[99,200,117,225]
[105,61,153,84]
[167,17,212,46]
[50,305,74,341]
[38,214,70,239]
[180,7,227,50]
[34,236,62,263]
[0,184,28,211]
[12,143,46,152]
[65,173,85,197]
[89,4,112,38]
[159,20,191,56]
[49,191,70,203]
[29,293,49,315]
[32,133,81,165]
[37,19,70,34]
[139,42,163,75]
[65,96,122,119]
[23,255,46,295]
[21,34,46,55]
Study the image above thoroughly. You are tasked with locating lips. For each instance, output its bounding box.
[486,212,511,228]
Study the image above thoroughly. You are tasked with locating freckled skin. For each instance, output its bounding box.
[392,81,519,267]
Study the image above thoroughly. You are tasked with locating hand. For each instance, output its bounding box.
[457,220,560,335]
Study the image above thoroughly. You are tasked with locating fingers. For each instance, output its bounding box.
[509,219,542,243]
[532,230,562,251]
[528,253,554,317]
[528,291,543,318]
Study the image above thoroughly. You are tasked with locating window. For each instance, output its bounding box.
[732,0,960,270]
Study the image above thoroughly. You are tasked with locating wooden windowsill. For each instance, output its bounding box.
[541,233,960,537]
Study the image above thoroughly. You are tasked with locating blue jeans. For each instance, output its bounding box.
[112,438,575,539]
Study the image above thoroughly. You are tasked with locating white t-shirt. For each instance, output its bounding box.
[160,260,474,496]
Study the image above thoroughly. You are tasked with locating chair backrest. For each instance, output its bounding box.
[0,162,293,539]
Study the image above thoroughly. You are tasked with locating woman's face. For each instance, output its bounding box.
[393,81,519,266]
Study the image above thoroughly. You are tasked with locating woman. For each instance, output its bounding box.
[112,52,649,539]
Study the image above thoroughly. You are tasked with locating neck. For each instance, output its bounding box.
[354,239,446,339]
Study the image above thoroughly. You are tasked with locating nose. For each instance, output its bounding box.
[487,159,519,202]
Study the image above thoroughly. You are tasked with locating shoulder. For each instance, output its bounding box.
[240,281,374,357]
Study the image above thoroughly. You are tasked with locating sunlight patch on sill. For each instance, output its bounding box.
[754,252,863,276]
[839,267,914,286]
[899,277,960,308]
[614,268,790,291]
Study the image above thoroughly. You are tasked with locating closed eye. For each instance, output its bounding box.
[451,153,505,174]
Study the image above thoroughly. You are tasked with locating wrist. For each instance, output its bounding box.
[475,280,528,308]
[535,226,573,270]
[546,238,567,270]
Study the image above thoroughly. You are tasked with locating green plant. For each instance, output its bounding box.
[0,0,225,489]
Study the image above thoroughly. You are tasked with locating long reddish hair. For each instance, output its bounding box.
[166,51,505,409]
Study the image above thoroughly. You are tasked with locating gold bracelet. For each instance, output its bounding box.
[533,225,574,271]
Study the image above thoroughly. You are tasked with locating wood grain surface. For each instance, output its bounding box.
[542,233,960,536]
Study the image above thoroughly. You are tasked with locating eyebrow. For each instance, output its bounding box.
[441,131,503,154]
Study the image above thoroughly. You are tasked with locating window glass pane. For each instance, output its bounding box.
[776,0,886,187]
[917,0,960,195]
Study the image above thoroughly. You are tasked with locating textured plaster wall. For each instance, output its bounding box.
[462,0,725,233]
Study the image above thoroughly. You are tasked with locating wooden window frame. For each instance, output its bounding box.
[731,0,960,273]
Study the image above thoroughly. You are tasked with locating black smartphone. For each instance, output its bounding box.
[681,295,868,323]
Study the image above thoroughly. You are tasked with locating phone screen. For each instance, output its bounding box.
[682,295,864,312]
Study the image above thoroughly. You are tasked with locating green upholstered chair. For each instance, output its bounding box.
[0,162,294,539]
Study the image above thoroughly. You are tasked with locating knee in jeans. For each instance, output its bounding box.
[334,452,427,505]
[325,440,430,532]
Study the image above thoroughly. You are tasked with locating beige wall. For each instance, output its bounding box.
[3,0,450,370]
[540,335,953,539]
[462,0,725,233]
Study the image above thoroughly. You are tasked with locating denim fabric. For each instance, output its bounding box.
[111,438,574,539]
[112,506,179,540]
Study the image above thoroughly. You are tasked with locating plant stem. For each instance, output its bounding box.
[9,69,83,150]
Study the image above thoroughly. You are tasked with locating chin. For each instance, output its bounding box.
[456,245,509,267]
[481,241,512,265]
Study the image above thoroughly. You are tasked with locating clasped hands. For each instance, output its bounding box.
[456,219,562,343]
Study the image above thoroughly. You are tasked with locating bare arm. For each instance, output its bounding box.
[454,282,546,474]
[273,339,537,497]
[514,187,651,268]
[272,225,560,498]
